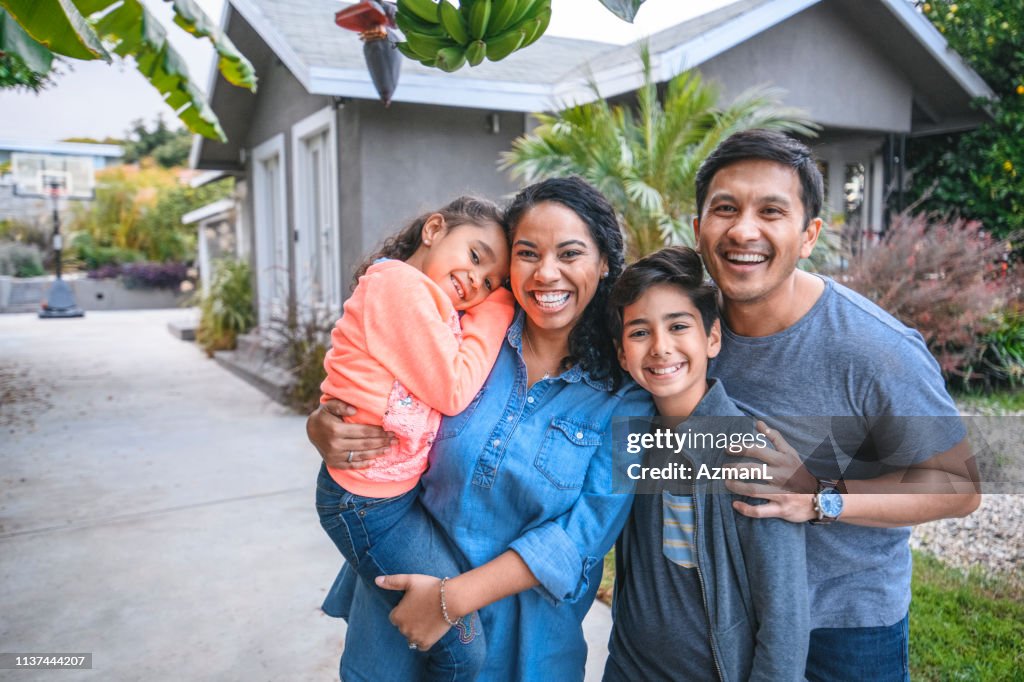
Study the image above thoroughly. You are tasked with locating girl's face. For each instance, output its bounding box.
[417,216,510,311]
[510,202,607,338]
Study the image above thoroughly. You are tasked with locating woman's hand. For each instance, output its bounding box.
[376,574,452,650]
[306,399,395,469]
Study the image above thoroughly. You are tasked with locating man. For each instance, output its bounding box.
[691,130,978,680]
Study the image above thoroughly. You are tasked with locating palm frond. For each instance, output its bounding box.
[503,46,816,258]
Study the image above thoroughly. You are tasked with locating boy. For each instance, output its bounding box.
[604,246,809,682]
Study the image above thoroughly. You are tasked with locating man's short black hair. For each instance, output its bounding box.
[695,129,824,229]
[608,246,718,342]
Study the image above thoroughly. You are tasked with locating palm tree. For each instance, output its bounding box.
[501,45,818,259]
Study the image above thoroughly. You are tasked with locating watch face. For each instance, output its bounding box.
[819,489,843,518]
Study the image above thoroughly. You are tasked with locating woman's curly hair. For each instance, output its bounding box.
[504,176,626,390]
[351,196,506,291]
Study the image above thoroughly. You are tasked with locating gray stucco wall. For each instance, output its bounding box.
[699,2,913,133]
[340,100,524,290]
[241,60,331,311]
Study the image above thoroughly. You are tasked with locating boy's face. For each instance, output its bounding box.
[618,283,721,416]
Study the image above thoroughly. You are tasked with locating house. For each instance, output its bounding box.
[0,138,122,230]
[191,0,992,363]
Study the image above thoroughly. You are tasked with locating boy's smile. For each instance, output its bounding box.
[618,283,721,418]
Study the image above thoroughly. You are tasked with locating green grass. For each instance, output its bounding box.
[597,549,1023,680]
[909,551,1024,681]
[955,388,1024,413]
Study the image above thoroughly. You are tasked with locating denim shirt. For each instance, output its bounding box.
[325,310,654,680]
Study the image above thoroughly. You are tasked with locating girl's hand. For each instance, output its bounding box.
[376,574,452,650]
[306,399,396,469]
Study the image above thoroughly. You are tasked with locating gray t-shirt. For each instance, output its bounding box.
[709,277,965,629]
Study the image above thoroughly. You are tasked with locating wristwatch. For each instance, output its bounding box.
[810,478,844,525]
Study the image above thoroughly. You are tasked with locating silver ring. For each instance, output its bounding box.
[408,642,419,650]
[347,451,355,463]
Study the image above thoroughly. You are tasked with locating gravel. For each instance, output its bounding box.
[909,402,1024,591]
[910,493,1024,589]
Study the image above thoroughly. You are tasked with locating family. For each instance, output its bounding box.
[306,130,980,681]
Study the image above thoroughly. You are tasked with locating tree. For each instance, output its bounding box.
[905,0,1023,240]
[500,46,817,259]
[122,116,192,167]
[0,0,257,141]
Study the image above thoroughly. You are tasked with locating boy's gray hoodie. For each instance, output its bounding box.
[606,379,810,681]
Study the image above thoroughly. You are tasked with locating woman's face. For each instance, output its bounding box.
[510,201,607,338]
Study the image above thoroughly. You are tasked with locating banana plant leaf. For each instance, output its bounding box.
[597,0,646,23]
[1,0,255,141]
[87,0,227,140]
[0,8,54,73]
[169,0,256,91]
[0,0,109,61]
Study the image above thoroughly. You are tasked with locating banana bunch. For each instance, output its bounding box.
[395,0,552,72]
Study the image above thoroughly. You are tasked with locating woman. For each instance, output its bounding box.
[307,177,653,680]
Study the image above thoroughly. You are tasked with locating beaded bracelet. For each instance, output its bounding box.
[440,576,461,627]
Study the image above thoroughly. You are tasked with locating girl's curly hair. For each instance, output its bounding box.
[351,196,506,291]
[504,176,626,389]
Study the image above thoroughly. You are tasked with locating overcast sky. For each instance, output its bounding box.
[0,0,738,142]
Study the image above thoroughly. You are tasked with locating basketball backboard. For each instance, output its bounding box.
[11,152,95,199]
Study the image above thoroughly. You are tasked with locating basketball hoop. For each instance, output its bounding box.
[11,153,94,200]
[37,175,84,319]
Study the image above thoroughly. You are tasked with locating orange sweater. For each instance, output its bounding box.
[320,260,515,497]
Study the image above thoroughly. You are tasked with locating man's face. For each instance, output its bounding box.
[694,159,821,309]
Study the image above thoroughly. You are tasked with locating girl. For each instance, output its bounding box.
[315,195,514,681]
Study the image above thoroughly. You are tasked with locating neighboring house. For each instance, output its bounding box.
[192,0,992,334]
[0,138,122,229]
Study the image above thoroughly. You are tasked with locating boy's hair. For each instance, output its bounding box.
[351,195,507,291]
[694,129,824,229]
[608,246,718,342]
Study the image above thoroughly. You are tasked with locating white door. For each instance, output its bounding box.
[292,108,341,318]
[252,134,289,329]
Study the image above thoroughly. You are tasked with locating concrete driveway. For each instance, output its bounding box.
[0,309,611,681]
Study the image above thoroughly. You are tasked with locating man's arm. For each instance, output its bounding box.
[725,423,981,527]
[306,399,394,469]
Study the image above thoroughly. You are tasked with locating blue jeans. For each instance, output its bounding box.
[315,464,486,682]
[805,612,910,682]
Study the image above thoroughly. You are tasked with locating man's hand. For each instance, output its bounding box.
[306,399,395,469]
[377,574,452,651]
[725,421,819,522]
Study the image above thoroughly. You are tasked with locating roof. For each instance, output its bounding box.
[182,198,235,225]
[0,138,123,158]
[194,0,996,167]
[230,0,617,111]
[223,0,993,112]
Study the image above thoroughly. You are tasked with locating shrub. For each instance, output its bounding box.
[69,164,232,265]
[119,262,189,290]
[74,233,145,270]
[0,242,45,277]
[0,219,49,251]
[263,311,334,414]
[833,213,1015,380]
[196,259,255,357]
[86,261,190,289]
[979,308,1024,388]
